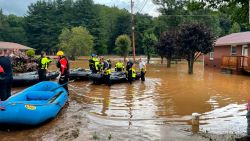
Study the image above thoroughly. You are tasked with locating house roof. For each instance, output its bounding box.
[0,42,34,50]
[215,31,250,46]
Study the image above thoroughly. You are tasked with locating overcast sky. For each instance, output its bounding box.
[0,0,160,17]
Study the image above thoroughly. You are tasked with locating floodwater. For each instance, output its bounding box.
[1,59,250,140]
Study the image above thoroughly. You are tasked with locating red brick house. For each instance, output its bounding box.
[204,32,250,72]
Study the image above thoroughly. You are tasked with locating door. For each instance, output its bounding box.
[242,47,248,56]
[242,46,248,67]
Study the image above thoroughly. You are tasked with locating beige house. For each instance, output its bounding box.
[0,42,33,51]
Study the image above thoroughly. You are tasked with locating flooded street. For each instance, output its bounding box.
[1,60,250,140]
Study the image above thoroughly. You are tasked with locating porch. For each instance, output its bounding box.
[221,56,250,73]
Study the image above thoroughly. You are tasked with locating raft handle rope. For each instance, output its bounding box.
[2,101,64,107]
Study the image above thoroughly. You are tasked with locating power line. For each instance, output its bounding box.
[138,0,149,13]
[134,0,145,13]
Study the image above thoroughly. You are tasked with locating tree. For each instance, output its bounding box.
[58,26,93,60]
[25,1,58,53]
[152,0,187,29]
[0,11,27,45]
[229,22,241,33]
[134,13,154,55]
[155,31,177,67]
[0,9,9,41]
[115,35,131,62]
[142,32,157,64]
[26,49,35,58]
[205,0,249,30]
[177,23,215,74]
[73,0,106,55]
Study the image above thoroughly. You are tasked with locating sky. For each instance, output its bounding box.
[0,0,160,17]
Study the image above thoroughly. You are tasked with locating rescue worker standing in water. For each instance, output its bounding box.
[115,60,124,72]
[100,57,111,86]
[56,51,70,92]
[126,59,135,84]
[0,49,12,101]
[89,54,99,73]
[38,51,52,82]
[139,57,146,81]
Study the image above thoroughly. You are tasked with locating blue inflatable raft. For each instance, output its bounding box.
[0,81,68,125]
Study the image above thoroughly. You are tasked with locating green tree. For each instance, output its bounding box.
[229,22,241,33]
[218,13,232,36]
[0,11,27,45]
[134,13,154,55]
[0,9,9,41]
[25,1,58,53]
[177,23,215,74]
[26,49,35,58]
[5,15,27,45]
[115,35,131,62]
[142,32,157,64]
[109,11,131,54]
[152,0,225,37]
[58,26,93,60]
[205,0,249,30]
[73,0,106,55]
[152,0,186,32]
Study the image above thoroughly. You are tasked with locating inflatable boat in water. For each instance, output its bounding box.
[0,81,68,125]
[13,71,59,87]
[69,68,91,81]
[89,71,141,84]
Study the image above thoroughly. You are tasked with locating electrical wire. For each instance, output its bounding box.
[138,0,149,13]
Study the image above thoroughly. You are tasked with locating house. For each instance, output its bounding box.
[0,42,33,51]
[204,32,250,73]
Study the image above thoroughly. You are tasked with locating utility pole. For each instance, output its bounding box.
[131,0,136,62]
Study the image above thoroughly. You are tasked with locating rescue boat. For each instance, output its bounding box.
[89,71,141,84]
[0,81,68,125]
[13,71,59,87]
[69,68,91,81]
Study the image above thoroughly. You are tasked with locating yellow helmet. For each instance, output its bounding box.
[56,51,64,56]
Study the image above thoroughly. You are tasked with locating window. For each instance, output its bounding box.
[209,52,214,60]
[231,46,237,56]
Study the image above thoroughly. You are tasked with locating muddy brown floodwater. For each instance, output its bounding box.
[1,59,250,141]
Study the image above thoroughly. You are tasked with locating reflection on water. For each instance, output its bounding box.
[70,61,250,134]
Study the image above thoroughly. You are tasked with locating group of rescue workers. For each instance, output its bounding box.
[37,51,70,92]
[0,50,146,101]
[88,54,146,85]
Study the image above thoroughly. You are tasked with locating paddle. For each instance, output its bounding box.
[50,82,69,92]
[47,81,72,103]
[48,91,64,103]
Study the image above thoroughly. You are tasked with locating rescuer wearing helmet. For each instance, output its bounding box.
[100,57,111,86]
[56,51,70,92]
[89,54,99,73]
[37,51,52,82]
[126,59,134,84]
